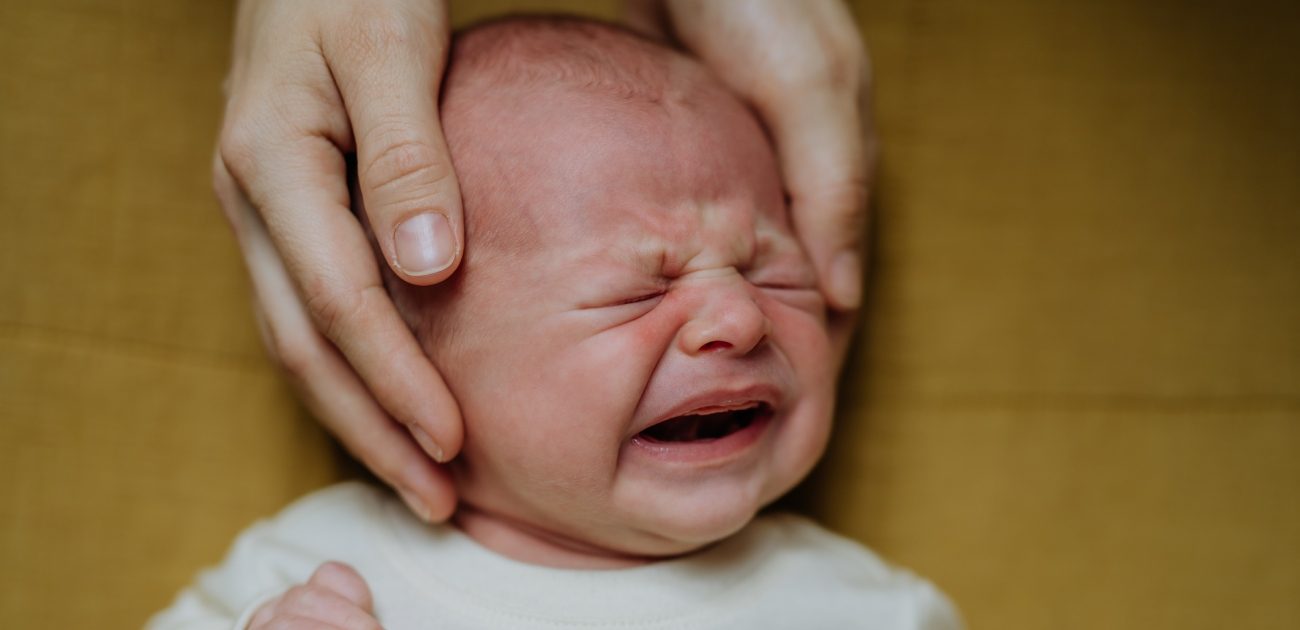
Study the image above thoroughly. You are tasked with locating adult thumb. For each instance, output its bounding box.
[327,12,462,286]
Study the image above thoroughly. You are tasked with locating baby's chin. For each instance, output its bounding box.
[619,509,762,559]
[450,483,777,569]
[618,491,775,555]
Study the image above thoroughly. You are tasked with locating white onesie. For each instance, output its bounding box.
[149,482,961,629]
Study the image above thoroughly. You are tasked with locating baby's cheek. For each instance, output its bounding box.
[769,307,835,378]
[629,308,683,351]
[568,323,669,412]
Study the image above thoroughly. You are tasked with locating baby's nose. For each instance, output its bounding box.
[676,275,771,357]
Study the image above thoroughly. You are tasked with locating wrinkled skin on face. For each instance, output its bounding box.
[394,75,837,568]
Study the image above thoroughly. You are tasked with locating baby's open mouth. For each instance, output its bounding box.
[637,402,773,443]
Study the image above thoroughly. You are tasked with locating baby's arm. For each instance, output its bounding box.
[245,562,380,630]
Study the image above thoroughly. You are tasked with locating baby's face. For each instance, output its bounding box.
[412,82,836,559]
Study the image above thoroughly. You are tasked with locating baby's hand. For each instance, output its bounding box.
[246,562,381,630]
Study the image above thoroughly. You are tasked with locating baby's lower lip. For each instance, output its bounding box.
[626,405,773,464]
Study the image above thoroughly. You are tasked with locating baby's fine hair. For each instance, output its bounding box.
[444,15,700,107]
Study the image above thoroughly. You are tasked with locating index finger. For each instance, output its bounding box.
[767,85,874,314]
[220,108,463,463]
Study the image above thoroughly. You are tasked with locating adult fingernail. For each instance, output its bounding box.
[397,487,433,522]
[394,212,455,276]
[829,250,863,309]
[411,426,446,463]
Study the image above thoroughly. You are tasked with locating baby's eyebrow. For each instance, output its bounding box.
[595,236,671,277]
[560,239,667,292]
[563,253,671,310]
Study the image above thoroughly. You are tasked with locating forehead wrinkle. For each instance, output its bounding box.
[440,16,794,282]
[450,87,791,289]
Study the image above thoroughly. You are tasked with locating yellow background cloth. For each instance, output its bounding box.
[1,1,1296,628]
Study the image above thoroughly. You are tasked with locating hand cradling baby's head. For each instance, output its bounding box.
[369,16,837,567]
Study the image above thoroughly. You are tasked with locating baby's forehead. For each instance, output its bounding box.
[449,86,788,263]
[436,18,794,279]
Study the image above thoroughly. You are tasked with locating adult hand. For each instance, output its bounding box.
[214,0,463,522]
[626,0,875,324]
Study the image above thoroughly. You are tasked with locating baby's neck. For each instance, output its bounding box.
[452,504,653,570]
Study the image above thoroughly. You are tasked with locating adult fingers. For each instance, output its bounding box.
[321,4,464,286]
[214,155,457,522]
[768,83,874,314]
[220,0,463,487]
[661,0,875,312]
[286,9,468,465]
[220,72,464,466]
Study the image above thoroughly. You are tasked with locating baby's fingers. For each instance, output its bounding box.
[247,564,381,630]
[252,613,344,630]
[307,562,374,612]
[253,594,379,630]
[254,614,351,630]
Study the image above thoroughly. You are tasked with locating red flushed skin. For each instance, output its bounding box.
[390,34,839,568]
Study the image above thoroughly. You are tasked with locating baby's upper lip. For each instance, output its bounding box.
[632,384,781,436]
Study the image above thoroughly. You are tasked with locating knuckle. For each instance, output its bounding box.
[210,152,231,190]
[775,23,866,94]
[253,302,322,379]
[362,447,411,488]
[303,281,385,346]
[796,171,869,216]
[360,129,453,199]
[835,171,871,213]
[342,6,421,58]
[210,162,244,228]
[302,282,353,343]
[269,330,317,379]
[250,308,312,378]
[792,175,870,249]
[217,121,260,180]
[802,48,865,93]
[820,19,869,84]
[831,179,871,235]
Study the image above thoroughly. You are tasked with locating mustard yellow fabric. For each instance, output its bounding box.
[1,1,1296,628]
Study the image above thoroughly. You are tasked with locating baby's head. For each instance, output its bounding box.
[375,17,837,565]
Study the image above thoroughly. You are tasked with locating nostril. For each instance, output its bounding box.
[700,341,732,353]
